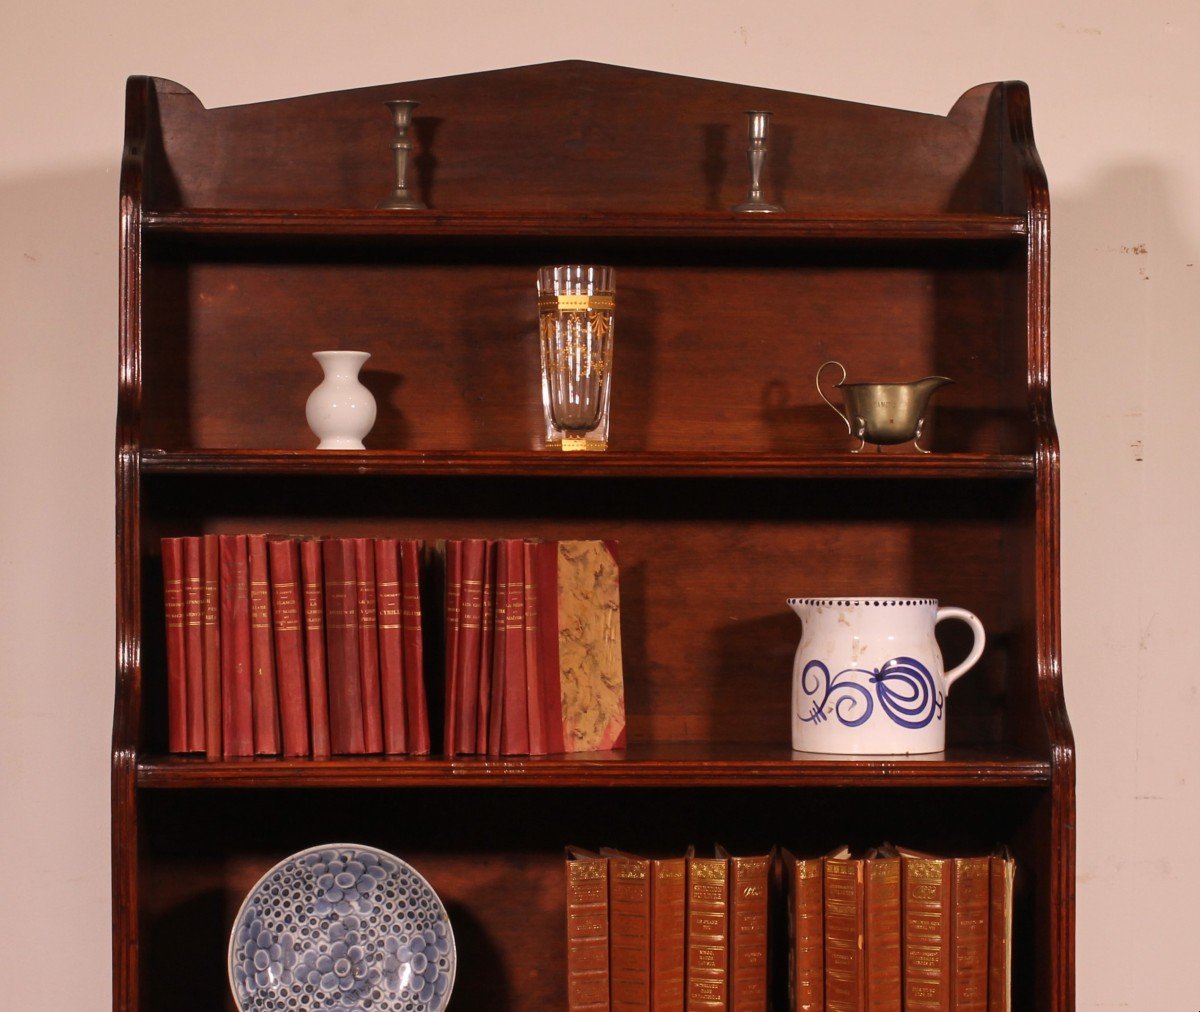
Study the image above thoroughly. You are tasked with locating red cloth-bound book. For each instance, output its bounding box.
[374,538,408,755]
[201,534,222,760]
[268,537,311,757]
[182,537,206,753]
[323,537,366,755]
[218,534,254,758]
[247,534,281,755]
[457,538,486,755]
[400,540,430,754]
[353,538,384,754]
[501,539,530,755]
[161,537,188,753]
[299,539,331,759]
[442,540,462,756]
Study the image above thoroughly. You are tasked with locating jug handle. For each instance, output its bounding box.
[936,606,986,689]
[815,360,851,434]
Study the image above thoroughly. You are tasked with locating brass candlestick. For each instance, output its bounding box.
[732,110,783,214]
[376,99,426,210]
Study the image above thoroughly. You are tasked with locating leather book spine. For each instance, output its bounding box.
[522,539,547,755]
[487,540,507,755]
[950,857,990,1011]
[789,855,824,1012]
[322,538,365,754]
[686,855,729,1010]
[374,538,408,754]
[299,538,331,760]
[443,539,461,756]
[353,537,384,754]
[182,537,206,752]
[651,857,687,1011]
[400,540,430,754]
[161,537,188,753]
[457,538,486,754]
[988,853,1015,1012]
[476,539,495,754]
[566,849,611,1011]
[247,534,281,755]
[268,537,310,757]
[218,534,253,758]
[610,855,653,1010]
[201,534,222,760]
[728,853,770,1011]
[502,539,530,754]
[864,854,902,1010]
[533,540,566,753]
[902,854,952,1011]
[824,855,865,1012]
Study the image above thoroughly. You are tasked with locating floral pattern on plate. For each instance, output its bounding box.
[229,843,455,1011]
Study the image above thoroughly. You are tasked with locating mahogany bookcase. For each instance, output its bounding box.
[114,61,1074,1009]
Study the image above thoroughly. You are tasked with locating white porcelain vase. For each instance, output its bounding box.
[306,350,376,450]
[788,596,985,755]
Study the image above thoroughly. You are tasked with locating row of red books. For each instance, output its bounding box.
[565,844,1015,1012]
[443,538,626,757]
[161,535,429,758]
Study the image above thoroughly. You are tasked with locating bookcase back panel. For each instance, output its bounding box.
[144,65,1006,214]
[139,245,1031,454]
[138,786,1043,1011]
[140,475,1040,753]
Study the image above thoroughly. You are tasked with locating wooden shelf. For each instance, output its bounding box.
[142,208,1029,241]
[137,742,1050,789]
[140,448,1036,479]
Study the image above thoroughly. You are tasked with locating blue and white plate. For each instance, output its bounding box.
[229,843,456,1011]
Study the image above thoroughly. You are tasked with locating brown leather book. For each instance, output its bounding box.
[651,853,688,1011]
[522,539,547,755]
[161,537,188,753]
[951,856,990,1011]
[686,850,729,1010]
[901,850,952,1011]
[532,539,626,754]
[606,850,652,1010]
[566,846,610,1011]
[476,539,495,754]
[721,846,771,1012]
[399,539,430,754]
[353,537,384,754]
[299,538,331,759]
[988,848,1015,1012]
[374,538,408,754]
[247,534,281,755]
[864,845,902,1010]
[824,847,865,1012]
[322,537,365,754]
[181,537,206,752]
[201,534,222,760]
[268,537,310,757]
[443,539,461,756]
[501,539,530,754]
[218,534,253,757]
[782,850,824,1012]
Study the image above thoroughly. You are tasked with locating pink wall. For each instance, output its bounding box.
[2,1,1197,1006]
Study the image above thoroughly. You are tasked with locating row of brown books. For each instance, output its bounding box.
[566,845,772,1012]
[443,538,626,756]
[161,535,429,758]
[565,844,1016,1012]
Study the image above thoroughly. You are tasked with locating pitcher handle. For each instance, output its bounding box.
[815,360,852,434]
[936,606,986,689]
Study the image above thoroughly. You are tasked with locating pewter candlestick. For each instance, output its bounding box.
[376,99,426,210]
[732,110,783,213]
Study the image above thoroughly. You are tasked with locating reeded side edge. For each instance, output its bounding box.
[1005,80,1075,1011]
[114,74,149,1012]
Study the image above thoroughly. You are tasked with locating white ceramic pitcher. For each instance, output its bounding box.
[787,596,985,754]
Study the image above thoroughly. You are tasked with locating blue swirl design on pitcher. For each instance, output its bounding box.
[798,656,944,730]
